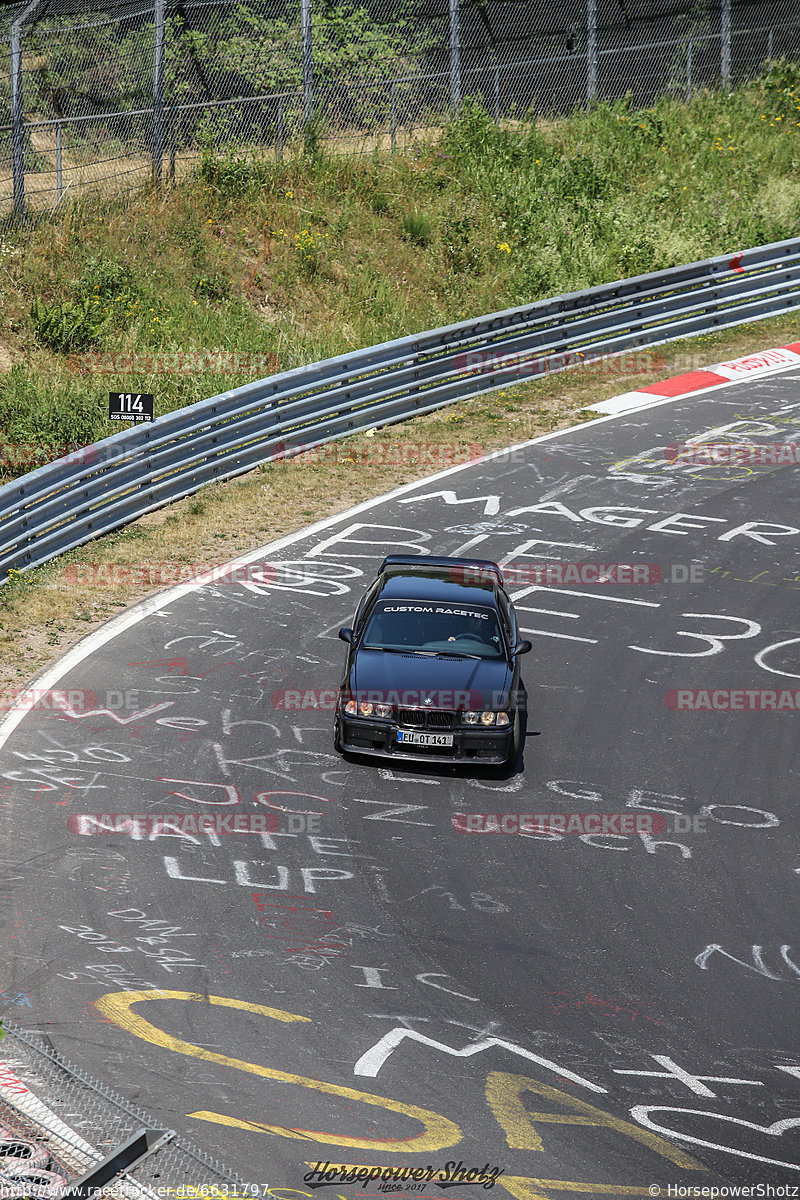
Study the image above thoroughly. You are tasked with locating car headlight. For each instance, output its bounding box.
[344,700,392,718]
[463,711,510,727]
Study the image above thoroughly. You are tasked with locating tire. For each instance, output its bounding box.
[506,707,522,768]
[333,716,343,754]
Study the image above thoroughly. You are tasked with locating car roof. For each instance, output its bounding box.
[376,567,500,607]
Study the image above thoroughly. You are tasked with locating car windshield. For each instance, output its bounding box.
[362,600,504,659]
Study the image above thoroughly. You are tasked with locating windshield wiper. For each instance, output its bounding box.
[433,650,482,660]
[362,645,434,655]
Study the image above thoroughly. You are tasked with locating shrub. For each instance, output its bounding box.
[760,56,800,116]
[198,142,269,197]
[402,209,433,246]
[31,295,113,352]
[294,227,329,275]
[78,254,138,300]
[193,272,231,301]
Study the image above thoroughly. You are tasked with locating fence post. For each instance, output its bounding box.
[686,40,692,102]
[721,0,731,89]
[152,0,165,183]
[493,66,499,124]
[10,0,46,222]
[301,0,313,134]
[56,120,62,202]
[277,95,284,160]
[449,0,460,114]
[767,28,773,67]
[168,104,177,185]
[10,21,23,219]
[586,0,597,104]
[390,81,396,150]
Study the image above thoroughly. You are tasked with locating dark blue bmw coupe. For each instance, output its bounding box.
[334,554,531,766]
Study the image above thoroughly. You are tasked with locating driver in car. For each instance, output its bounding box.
[447,614,488,644]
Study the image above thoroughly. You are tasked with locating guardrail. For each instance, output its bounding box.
[2,235,800,583]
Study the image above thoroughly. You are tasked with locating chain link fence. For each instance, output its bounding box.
[0,0,798,216]
[0,1021,247,1196]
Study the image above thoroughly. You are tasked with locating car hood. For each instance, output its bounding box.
[351,649,511,710]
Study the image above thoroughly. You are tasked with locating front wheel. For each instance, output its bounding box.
[333,716,343,754]
[506,708,522,768]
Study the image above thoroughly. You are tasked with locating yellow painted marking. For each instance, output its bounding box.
[95,989,462,1152]
[485,1072,703,1169]
[499,1178,655,1198]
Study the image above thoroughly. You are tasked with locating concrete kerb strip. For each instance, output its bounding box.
[588,342,800,414]
[2,349,798,757]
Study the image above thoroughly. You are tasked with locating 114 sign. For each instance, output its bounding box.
[109,392,154,423]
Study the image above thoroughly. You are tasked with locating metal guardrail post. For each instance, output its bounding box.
[56,121,63,202]
[61,1128,174,1199]
[586,0,598,104]
[152,0,165,183]
[449,0,460,114]
[721,0,731,89]
[301,0,313,135]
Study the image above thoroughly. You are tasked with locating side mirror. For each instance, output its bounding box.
[513,639,532,656]
[338,627,353,643]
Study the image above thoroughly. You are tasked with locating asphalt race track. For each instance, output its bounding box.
[2,366,800,1197]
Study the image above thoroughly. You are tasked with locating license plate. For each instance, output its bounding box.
[397,730,453,747]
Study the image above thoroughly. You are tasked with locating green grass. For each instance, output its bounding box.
[2,62,800,480]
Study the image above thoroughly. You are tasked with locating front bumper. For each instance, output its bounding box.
[337,714,513,764]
